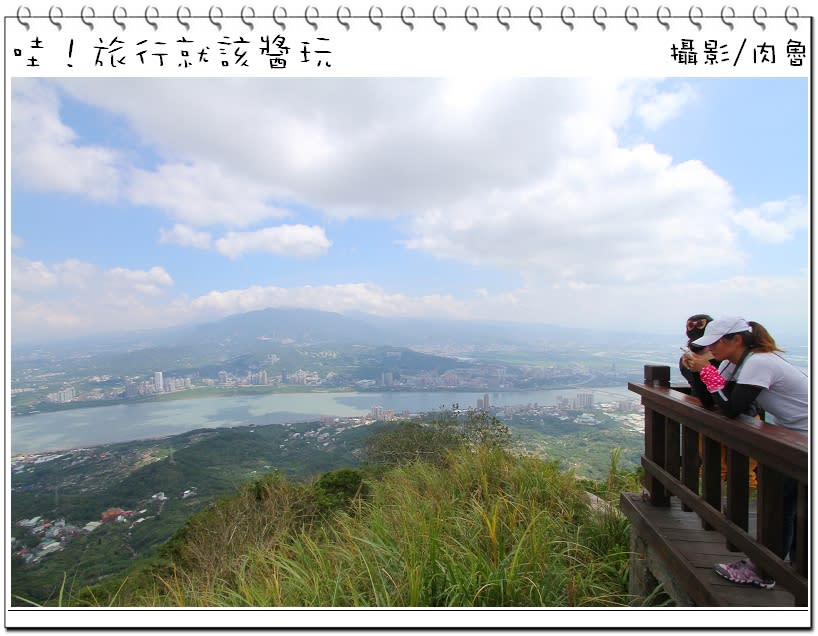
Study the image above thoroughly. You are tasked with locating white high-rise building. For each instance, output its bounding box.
[154,371,163,393]
[574,393,594,409]
[57,387,75,403]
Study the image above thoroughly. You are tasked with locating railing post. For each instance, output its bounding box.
[644,364,671,389]
[644,365,670,507]
[701,437,721,530]
[795,482,808,576]
[725,449,750,551]
[665,418,681,482]
[681,425,700,512]
[756,464,785,557]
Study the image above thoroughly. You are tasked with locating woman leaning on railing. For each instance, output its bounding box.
[681,316,808,589]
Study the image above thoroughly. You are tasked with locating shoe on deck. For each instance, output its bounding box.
[714,558,775,589]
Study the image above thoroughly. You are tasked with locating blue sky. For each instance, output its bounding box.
[10,78,809,344]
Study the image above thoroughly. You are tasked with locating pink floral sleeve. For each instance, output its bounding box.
[699,364,726,393]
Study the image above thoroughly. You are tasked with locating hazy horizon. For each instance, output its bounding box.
[10,304,809,352]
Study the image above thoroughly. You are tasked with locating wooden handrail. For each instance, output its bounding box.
[628,382,808,482]
[629,365,808,606]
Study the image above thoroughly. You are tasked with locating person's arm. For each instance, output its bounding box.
[711,383,763,418]
[698,364,763,418]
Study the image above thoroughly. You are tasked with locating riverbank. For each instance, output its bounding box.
[12,377,638,417]
[11,384,357,417]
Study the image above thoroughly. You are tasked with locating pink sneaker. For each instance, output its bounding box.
[714,559,775,589]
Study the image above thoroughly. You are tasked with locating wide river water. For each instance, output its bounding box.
[10,386,635,456]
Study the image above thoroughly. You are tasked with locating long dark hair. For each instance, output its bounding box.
[735,321,783,353]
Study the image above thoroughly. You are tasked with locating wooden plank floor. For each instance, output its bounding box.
[622,493,795,606]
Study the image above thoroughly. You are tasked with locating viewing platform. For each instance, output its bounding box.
[621,365,808,607]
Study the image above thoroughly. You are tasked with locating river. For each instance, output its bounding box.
[10,386,635,456]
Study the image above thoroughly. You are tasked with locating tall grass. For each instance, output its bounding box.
[106,447,635,607]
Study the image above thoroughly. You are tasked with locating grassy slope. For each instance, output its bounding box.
[79,447,639,608]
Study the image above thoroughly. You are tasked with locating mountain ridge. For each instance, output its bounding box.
[13,306,680,354]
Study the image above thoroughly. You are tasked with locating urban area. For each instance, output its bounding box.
[15,358,629,408]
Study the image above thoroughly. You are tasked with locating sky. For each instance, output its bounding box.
[9,77,809,345]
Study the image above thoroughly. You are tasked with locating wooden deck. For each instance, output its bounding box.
[622,493,796,606]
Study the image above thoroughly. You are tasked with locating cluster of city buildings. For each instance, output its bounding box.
[18,352,638,415]
[556,393,595,410]
[499,394,639,416]
[45,386,76,403]
[476,393,491,410]
[125,371,193,397]
[208,369,271,386]
[361,363,629,393]
[368,406,412,421]
[390,367,510,391]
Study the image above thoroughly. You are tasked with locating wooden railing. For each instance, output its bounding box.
[629,365,808,606]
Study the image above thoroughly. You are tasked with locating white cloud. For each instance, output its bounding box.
[10,78,807,343]
[465,274,808,343]
[158,223,332,258]
[129,162,290,228]
[214,225,332,259]
[35,78,757,285]
[404,147,741,284]
[635,83,697,130]
[52,259,104,290]
[11,256,57,292]
[159,224,212,250]
[12,263,807,344]
[108,266,174,296]
[11,234,24,249]
[730,196,808,243]
[188,283,467,319]
[51,78,592,218]
[11,258,175,340]
[11,80,122,200]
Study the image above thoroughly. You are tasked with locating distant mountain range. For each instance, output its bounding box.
[13,307,679,356]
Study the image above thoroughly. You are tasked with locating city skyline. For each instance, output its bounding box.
[11,78,809,344]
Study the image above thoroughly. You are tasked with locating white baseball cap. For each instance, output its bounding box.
[691,316,751,347]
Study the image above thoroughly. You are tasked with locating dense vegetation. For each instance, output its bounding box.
[24,413,648,608]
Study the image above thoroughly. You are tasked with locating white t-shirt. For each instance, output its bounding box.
[718,352,808,432]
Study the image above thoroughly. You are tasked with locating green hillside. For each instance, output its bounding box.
[50,415,648,608]
[10,419,380,604]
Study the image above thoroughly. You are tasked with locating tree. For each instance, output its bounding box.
[457,410,511,450]
[313,468,367,512]
[363,421,462,468]
[363,411,511,469]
